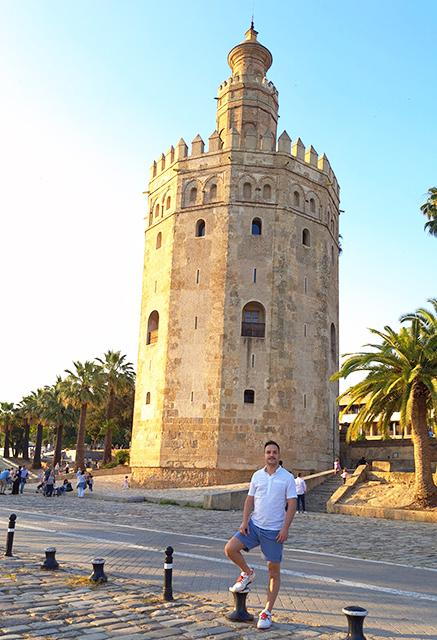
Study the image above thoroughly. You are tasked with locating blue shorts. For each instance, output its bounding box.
[234,520,283,563]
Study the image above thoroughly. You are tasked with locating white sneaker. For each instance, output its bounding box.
[229,568,256,592]
[257,609,272,629]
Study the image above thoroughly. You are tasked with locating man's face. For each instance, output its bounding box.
[263,445,280,466]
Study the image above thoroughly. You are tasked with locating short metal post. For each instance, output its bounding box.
[163,546,174,601]
[4,514,16,557]
[41,547,59,570]
[226,589,254,622]
[89,558,107,582]
[342,606,368,640]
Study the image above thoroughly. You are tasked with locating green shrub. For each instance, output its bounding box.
[115,450,130,465]
[101,461,118,469]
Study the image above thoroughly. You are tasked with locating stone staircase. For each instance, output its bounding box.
[306,472,345,513]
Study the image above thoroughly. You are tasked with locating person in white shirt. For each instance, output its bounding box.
[295,472,307,513]
[224,440,297,630]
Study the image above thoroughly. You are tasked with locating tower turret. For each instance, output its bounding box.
[217,24,279,149]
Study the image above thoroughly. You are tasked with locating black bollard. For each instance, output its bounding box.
[163,546,174,601]
[226,589,254,622]
[89,558,107,582]
[40,547,59,570]
[4,514,17,557]
[342,606,368,640]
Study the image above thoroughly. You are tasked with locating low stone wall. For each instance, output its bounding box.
[328,502,437,524]
[203,469,336,510]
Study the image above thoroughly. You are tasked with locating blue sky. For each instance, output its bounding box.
[1,0,436,402]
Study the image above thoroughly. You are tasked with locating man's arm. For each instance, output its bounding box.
[238,495,255,536]
[276,497,296,543]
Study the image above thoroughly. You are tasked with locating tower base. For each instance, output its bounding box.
[131,467,253,489]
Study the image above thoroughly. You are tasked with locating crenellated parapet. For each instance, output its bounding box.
[148,128,339,198]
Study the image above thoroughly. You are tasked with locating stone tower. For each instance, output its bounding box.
[131,25,340,488]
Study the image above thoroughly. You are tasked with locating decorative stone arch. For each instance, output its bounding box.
[204,175,223,203]
[238,175,256,202]
[306,191,320,217]
[147,310,159,345]
[259,177,276,203]
[183,180,202,207]
[291,184,304,209]
[241,301,266,337]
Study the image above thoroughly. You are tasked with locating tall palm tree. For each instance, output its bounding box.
[15,401,31,461]
[61,361,106,471]
[0,402,16,458]
[332,319,437,508]
[23,389,46,469]
[96,350,135,465]
[40,378,79,466]
[420,187,437,237]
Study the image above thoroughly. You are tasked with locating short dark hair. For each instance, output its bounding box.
[264,440,280,452]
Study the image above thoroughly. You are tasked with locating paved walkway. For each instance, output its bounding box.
[0,476,436,640]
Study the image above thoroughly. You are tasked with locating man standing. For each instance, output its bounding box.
[19,465,29,494]
[224,441,297,629]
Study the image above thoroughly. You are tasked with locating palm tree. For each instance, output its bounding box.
[61,361,106,471]
[420,187,437,237]
[0,402,16,458]
[40,378,79,466]
[332,319,437,508]
[96,350,135,465]
[23,389,46,469]
[15,401,31,461]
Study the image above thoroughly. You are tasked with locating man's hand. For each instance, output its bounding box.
[238,520,250,536]
[276,525,289,543]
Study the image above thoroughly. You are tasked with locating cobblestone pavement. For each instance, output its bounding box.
[0,555,347,640]
[12,475,437,569]
[1,478,436,640]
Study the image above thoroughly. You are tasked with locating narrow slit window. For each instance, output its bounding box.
[190,391,194,402]
[253,268,257,283]
[196,269,200,284]
[146,392,151,405]
[304,324,307,337]
[154,281,157,293]
[194,316,198,329]
[304,277,308,293]
[251,354,255,368]
[303,394,307,408]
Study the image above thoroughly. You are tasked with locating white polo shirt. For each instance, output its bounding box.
[248,465,297,530]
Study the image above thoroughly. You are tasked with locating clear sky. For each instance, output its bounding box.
[1,0,436,403]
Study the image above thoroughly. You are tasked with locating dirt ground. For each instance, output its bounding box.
[343,479,437,511]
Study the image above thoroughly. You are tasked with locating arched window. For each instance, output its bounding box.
[294,191,300,207]
[145,392,151,405]
[244,389,255,404]
[210,184,217,200]
[309,198,316,213]
[302,228,310,247]
[147,311,159,345]
[242,302,265,337]
[251,218,262,235]
[195,219,205,237]
[331,323,336,359]
[155,204,160,218]
[166,196,171,210]
[262,184,272,201]
[190,187,197,203]
[156,232,162,249]
[243,182,252,200]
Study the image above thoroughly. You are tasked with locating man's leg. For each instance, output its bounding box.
[224,536,251,574]
[265,561,281,612]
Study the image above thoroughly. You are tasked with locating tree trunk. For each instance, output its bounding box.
[411,392,437,507]
[32,423,43,469]
[103,388,115,465]
[54,422,64,466]
[3,423,10,458]
[75,403,88,472]
[22,419,30,460]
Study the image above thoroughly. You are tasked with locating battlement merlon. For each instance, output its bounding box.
[148,130,340,199]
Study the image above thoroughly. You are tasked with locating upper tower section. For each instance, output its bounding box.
[216,24,279,150]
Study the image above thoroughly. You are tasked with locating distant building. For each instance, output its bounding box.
[130,25,341,488]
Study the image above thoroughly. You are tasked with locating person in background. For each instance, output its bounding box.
[295,472,307,514]
[333,458,341,474]
[122,476,129,490]
[341,468,351,484]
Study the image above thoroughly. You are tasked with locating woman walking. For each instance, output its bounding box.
[77,470,87,498]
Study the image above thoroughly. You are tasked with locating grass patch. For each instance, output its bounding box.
[64,574,102,590]
[158,499,179,506]
[184,503,203,509]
